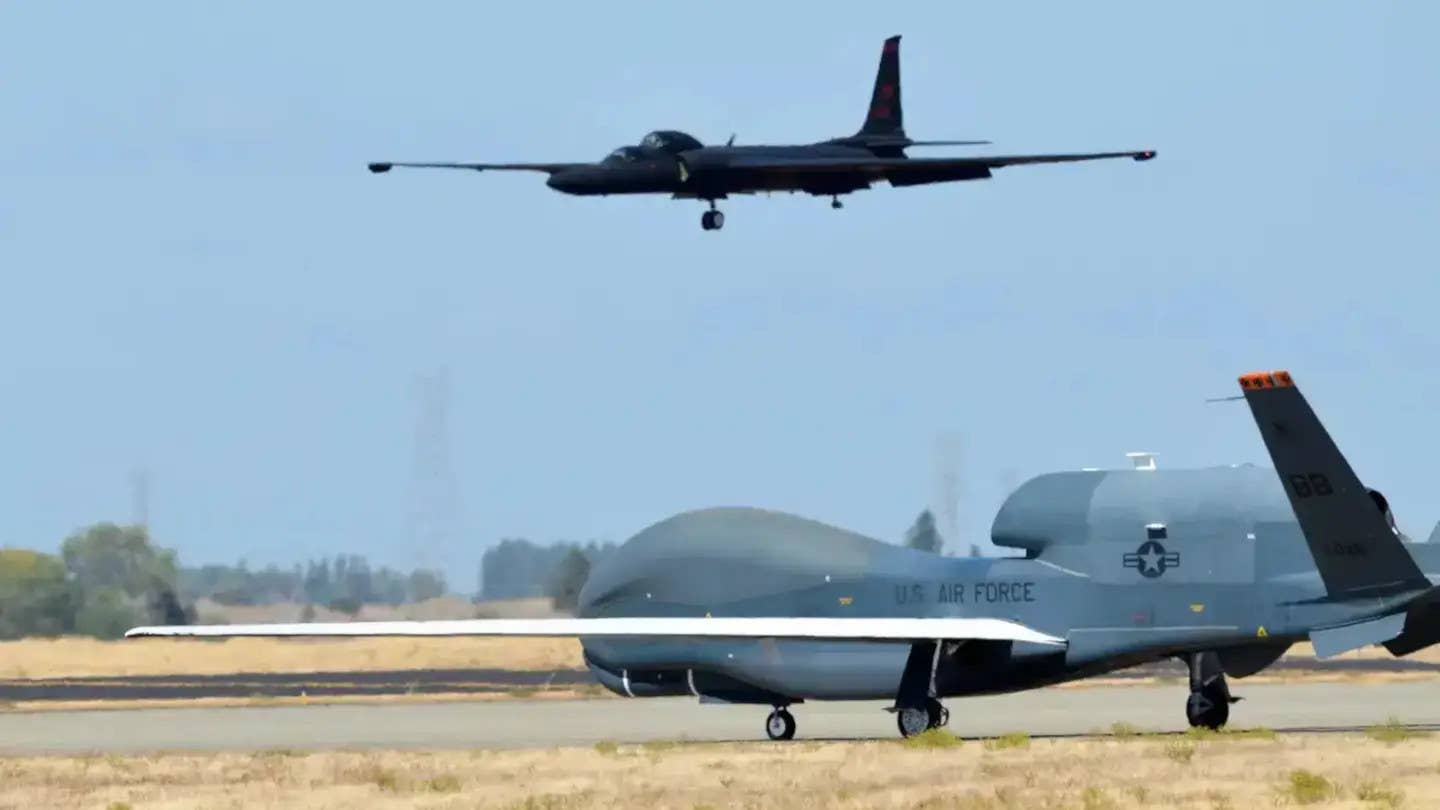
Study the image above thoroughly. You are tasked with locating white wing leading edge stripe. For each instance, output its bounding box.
[125,616,1064,646]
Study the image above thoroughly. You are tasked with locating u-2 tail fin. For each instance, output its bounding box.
[1238,370,1426,596]
[858,35,904,138]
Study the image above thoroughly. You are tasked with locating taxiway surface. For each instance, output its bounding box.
[2,680,1437,754]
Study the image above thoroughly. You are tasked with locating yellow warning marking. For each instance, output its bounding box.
[1256,625,1269,638]
[1190,604,1205,613]
[838,596,854,606]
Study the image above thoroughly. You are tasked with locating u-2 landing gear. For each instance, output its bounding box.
[765,706,796,740]
[1185,651,1238,730]
[700,201,725,231]
[830,195,844,210]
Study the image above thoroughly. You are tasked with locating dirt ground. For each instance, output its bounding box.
[0,728,1432,809]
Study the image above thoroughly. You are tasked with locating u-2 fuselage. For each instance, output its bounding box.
[545,141,889,199]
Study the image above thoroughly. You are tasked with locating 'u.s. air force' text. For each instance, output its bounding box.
[894,581,1036,605]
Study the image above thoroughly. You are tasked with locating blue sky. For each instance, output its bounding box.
[3,3,1438,587]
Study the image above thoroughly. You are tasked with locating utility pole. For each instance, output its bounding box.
[130,467,150,532]
[407,367,462,577]
[932,433,962,555]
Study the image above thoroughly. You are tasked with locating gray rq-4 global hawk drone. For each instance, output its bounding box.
[366,36,1156,231]
[128,370,1440,740]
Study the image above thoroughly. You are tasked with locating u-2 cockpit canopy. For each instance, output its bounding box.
[639,130,703,153]
[603,131,705,163]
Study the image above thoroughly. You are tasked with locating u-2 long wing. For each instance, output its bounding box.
[126,616,1064,645]
[367,161,583,174]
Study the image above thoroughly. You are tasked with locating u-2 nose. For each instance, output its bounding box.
[546,170,583,194]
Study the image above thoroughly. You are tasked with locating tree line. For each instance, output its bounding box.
[478,539,615,611]
[0,523,449,640]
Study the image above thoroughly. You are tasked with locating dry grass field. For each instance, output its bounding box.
[0,726,1435,809]
[0,636,584,680]
[1,635,1434,683]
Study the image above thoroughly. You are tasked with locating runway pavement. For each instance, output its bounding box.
[3,680,1439,755]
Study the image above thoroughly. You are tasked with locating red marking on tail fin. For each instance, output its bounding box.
[884,39,899,53]
[878,83,895,100]
[870,105,891,119]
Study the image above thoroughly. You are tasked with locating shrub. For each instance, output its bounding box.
[1282,770,1335,805]
[984,732,1030,751]
[1163,740,1196,764]
[1365,717,1429,744]
[426,774,462,793]
[901,728,963,750]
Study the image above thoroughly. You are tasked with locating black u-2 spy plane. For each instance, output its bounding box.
[367,36,1156,230]
[129,371,1440,741]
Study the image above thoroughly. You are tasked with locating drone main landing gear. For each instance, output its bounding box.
[892,639,951,738]
[765,706,796,740]
[896,697,949,737]
[700,201,725,231]
[1184,651,1238,730]
[830,196,844,210]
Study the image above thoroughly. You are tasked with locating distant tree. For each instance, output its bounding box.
[61,523,178,599]
[0,549,74,638]
[546,548,591,613]
[73,586,143,639]
[407,569,447,602]
[303,558,333,605]
[481,539,616,600]
[61,523,190,636]
[904,510,944,554]
[327,596,362,616]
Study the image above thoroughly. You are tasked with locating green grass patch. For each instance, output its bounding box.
[1365,717,1430,744]
[593,740,618,756]
[900,728,963,750]
[1108,721,1145,739]
[983,731,1030,751]
[1163,740,1197,764]
[369,767,400,792]
[1355,779,1404,808]
[1281,770,1336,805]
[1080,786,1117,810]
[426,774,462,793]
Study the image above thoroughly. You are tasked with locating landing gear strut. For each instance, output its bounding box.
[765,706,796,740]
[893,640,951,738]
[1185,651,1237,730]
[830,196,844,210]
[700,201,725,231]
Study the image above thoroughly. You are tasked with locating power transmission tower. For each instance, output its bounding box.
[130,467,150,532]
[931,433,962,554]
[407,367,462,576]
